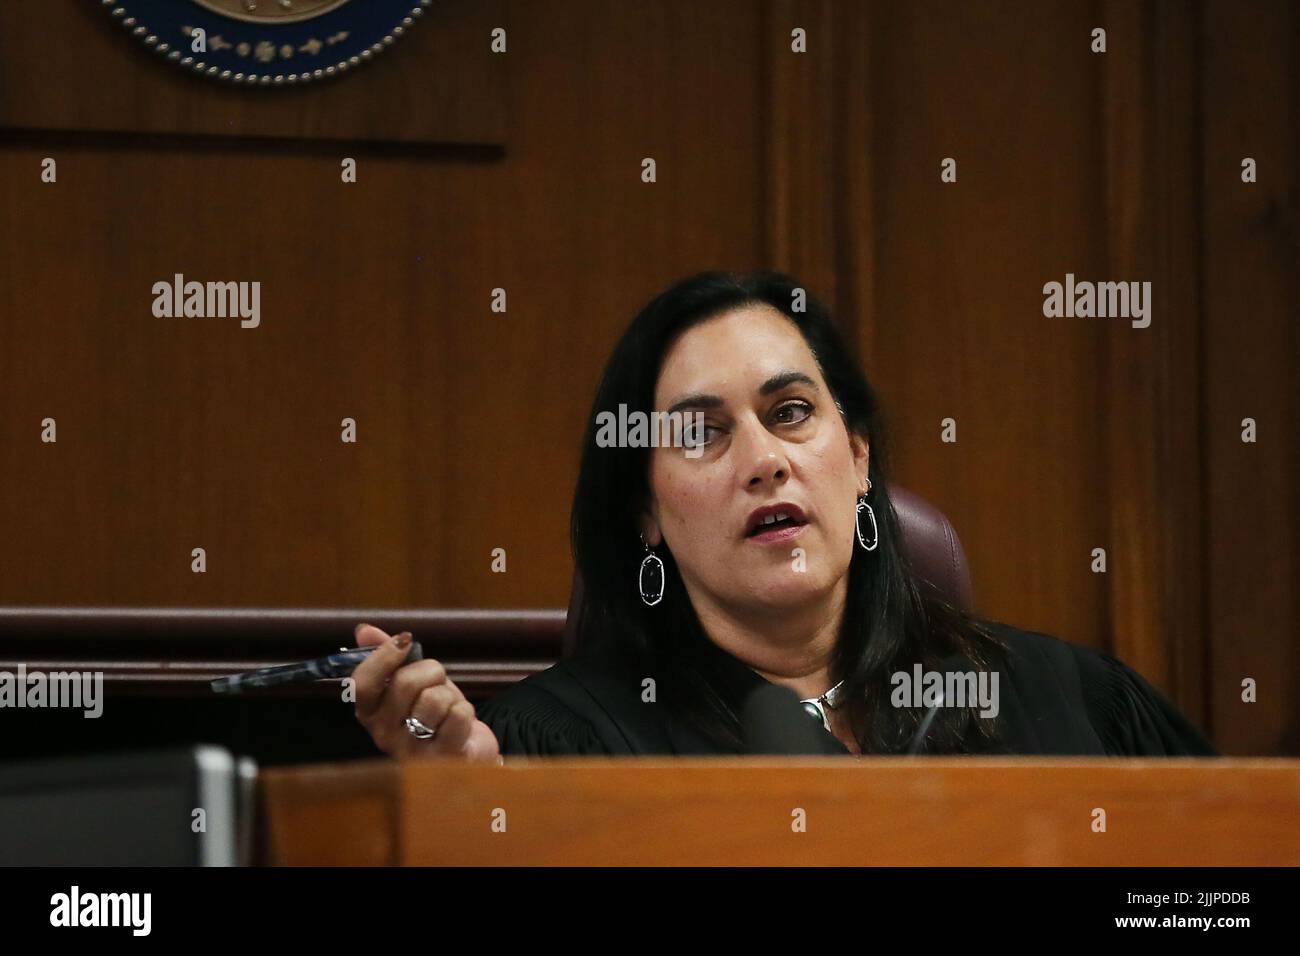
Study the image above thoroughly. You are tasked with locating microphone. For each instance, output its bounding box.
[741,682,849,755]
[906,653,974,755]
[739,651,981,755]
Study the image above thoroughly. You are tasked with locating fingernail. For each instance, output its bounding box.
[392,632,412,649]
[354,622,369,637]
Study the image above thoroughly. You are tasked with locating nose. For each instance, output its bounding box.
[735,416,791,491]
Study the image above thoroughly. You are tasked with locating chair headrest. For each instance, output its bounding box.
[888,485,974,612]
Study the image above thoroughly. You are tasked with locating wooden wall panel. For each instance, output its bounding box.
[1201,0,1299,755]
[1099,0,1205,718]
[763,0,873,339]
[0,1,764,609]
[863,0,1111,651]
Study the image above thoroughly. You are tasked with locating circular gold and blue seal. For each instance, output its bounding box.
[100,0,433,86]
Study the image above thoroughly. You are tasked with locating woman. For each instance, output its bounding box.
[352,271,1216,760]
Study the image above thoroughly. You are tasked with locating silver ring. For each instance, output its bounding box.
[405,716,437,739]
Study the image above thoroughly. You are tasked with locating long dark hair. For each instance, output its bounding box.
[570,271,1007,754]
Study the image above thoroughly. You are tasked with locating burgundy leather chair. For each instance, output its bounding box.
[560,486,973,658]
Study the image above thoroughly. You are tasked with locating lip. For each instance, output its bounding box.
[746,522,809,545]
[743,502,810,542]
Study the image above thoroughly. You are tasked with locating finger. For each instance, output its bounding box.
[407,684,457,739]
[460,720,502,763]
[375,658,456,733]
[427,700,476,754]
[352,629,413,722]
[354,622,390,648]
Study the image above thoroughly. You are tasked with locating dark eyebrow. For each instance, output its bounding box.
[665,370,819,416]
[759,370,820,396]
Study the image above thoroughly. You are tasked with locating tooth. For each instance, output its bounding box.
[762,514,777,525]
[775,512,788,521]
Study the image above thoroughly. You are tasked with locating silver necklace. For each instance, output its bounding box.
[800,678,847,733]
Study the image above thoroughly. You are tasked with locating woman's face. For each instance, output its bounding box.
[641,304,870,616]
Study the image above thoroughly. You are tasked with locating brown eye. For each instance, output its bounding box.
[773,400,813,425]
[683,421,723,447]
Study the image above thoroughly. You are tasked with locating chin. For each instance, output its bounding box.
[743,573,835,610]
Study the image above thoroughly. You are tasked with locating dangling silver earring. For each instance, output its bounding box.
[639,535,665,606]
[855,480,878,551]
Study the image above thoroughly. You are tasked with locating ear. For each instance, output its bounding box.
[639,508,663,548]
[849,431,871,494]
[637,486,663,548]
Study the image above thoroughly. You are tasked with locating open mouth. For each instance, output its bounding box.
[746,513,805,537]
[744,504,810,539]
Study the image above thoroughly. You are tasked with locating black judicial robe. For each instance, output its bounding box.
[476,620,1218,757]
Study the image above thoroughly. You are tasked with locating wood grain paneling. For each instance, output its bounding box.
[1201,0,1299,755]
[257,757,1300,866]
[864,0,1110,650]
[0,1,764,610]
[763,0,873,342]
[1099,0,1205,717]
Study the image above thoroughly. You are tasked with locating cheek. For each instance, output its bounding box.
[804,442,859,534]
[653,460,729,544]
